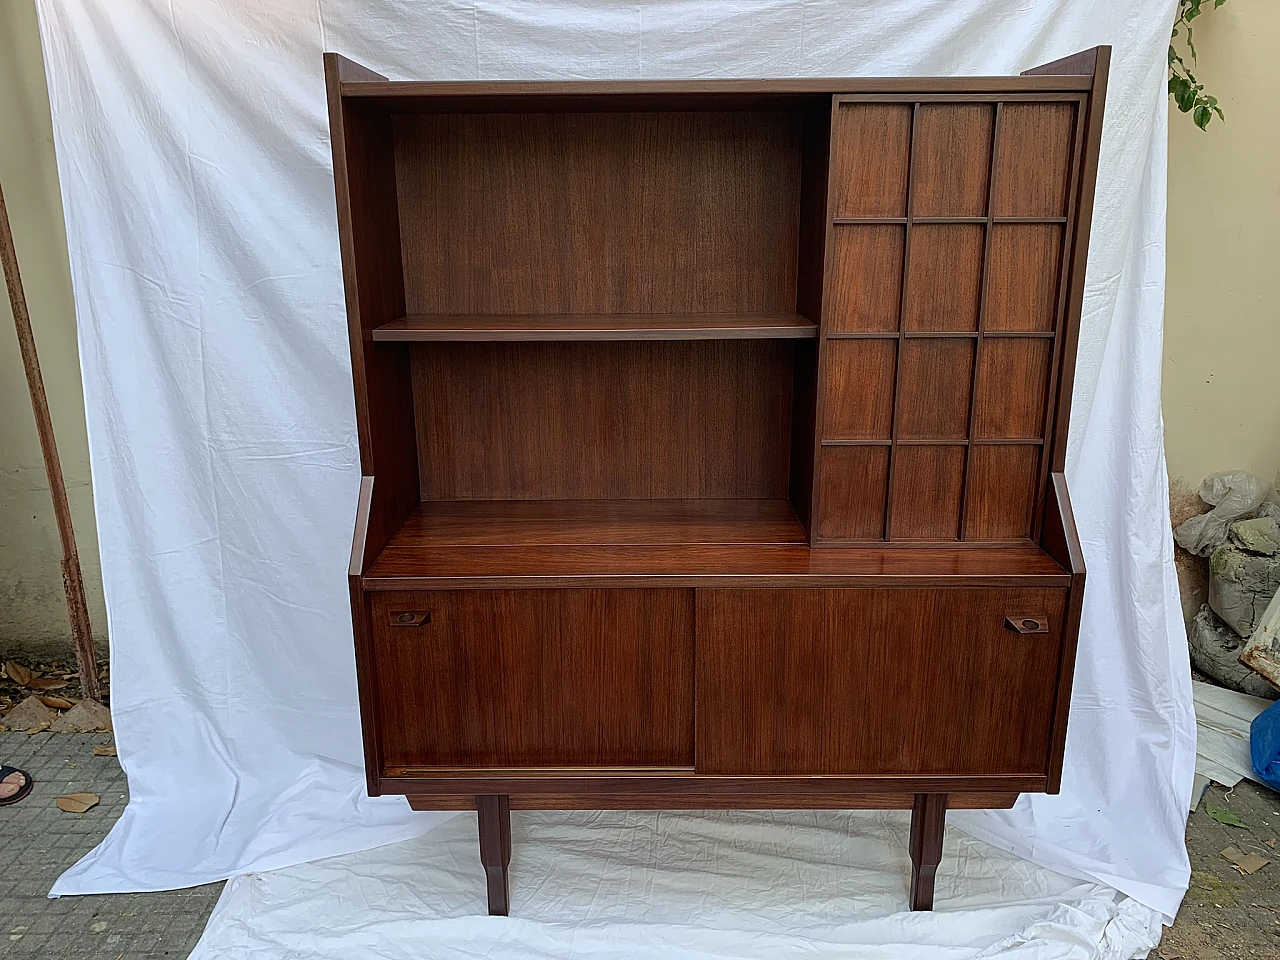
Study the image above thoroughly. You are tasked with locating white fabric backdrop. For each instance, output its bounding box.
[37,0,1193,935]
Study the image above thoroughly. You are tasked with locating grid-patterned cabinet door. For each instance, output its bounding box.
[815,95,1084,543]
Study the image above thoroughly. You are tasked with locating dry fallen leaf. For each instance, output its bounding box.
[92,743,117,757]
[1221,846,1270,875]
[25,722,50,735]
[26,678,69,692]
[39,696,76,710]
[4,661,34,687]
[55,792,100,814]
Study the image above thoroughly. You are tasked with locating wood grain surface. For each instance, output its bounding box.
[371,589,695,768]
[328,55,1108,847]
[395,111,801,316]
[695,587,1067,775]
[374,313,816,341]
[411,340,794,500]
[363,543,1072,589]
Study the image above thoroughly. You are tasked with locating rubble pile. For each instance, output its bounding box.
[1177,472,1280,698]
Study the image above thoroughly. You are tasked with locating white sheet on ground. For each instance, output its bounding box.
[34,0,1194,948]
[1192,679,1272,789]
[188,810,1164,960]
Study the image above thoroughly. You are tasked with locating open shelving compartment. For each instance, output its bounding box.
[333,74,841,577]
[330,56,1100,589]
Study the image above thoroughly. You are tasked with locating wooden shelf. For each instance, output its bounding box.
[382,499,808,547]
[372,313,818,342]
[363,499,1071,589]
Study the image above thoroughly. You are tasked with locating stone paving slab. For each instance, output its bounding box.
[0,732,222,959]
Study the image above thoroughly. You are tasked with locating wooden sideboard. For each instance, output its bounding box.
[326,46,1106,915]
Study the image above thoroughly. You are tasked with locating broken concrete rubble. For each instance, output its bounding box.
[1176,471,1280,697]
[1228,516,1280,556]
[1240,589,1280,694]
[1189,604,1279,700]
[1210,541,1280,638]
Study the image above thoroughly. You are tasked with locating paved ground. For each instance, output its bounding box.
[0,732,222,959]
[1153,780,1280,959]
[1,730,1278,958]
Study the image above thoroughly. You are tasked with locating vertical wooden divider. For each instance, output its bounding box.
[807,96,840,544]
[881,104,921,541]
[958,103,1003,541]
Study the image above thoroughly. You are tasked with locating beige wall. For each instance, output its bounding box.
[1165,0,1280,491]
[0,2,1276,656]
[0,0,107,657]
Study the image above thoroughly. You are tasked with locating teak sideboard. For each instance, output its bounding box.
[326,46,1106,915]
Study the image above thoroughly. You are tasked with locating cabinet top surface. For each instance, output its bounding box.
[362,499,1072,589]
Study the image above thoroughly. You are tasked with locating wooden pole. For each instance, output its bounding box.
[0,180,102,703]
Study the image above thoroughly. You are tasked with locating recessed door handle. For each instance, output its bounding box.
[390,611,431,627]
[1005,615,1049,634]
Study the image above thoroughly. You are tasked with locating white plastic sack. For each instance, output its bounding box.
[1174,470,1280,556]
[35,0,1194,949]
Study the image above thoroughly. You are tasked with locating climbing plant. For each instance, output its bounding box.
[1169,0,1226,130]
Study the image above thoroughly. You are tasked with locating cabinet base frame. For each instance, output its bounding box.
[477,795,512,916]
[449,790,995,915]
[909,793,948,910]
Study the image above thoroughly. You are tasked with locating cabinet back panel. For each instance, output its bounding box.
[394,111,802,315]
[412,340,795,500]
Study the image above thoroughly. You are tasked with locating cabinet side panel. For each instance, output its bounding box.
[327,65,418,563]
[1041,474,1086,792]
[1047,51,1110,473]
[348,578,383,794]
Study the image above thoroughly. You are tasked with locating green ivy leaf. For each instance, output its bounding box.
[1204,803,1248,827]
[1171,0,1227,130]
[1172,76,1198,112]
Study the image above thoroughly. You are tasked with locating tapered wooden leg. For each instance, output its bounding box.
[477,795,511,916]
[909,793,947,910]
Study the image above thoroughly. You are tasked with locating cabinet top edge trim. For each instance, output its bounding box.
[339,76,1093,101]
[362,574,1073,591]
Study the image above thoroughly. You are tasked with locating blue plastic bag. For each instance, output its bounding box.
[1250,700,1280,791]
